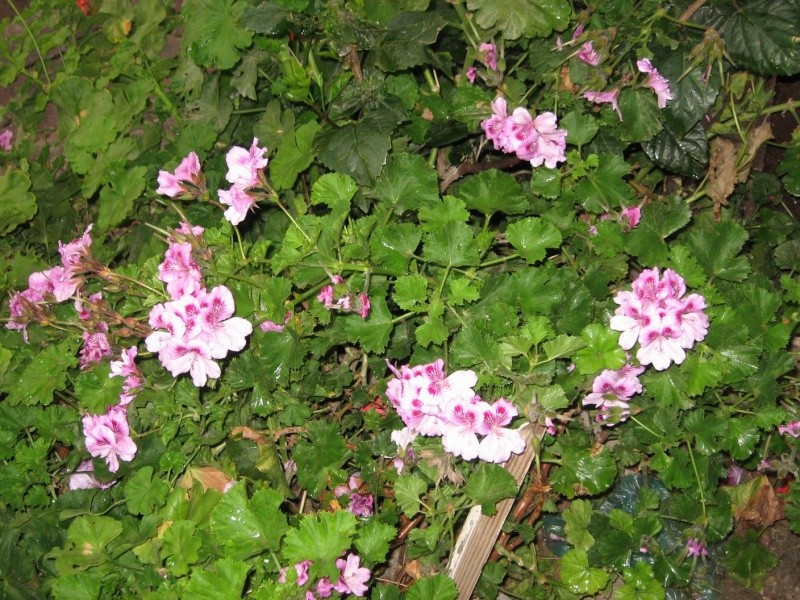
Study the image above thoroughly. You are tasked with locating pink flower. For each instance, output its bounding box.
[482,96,509,151]
[58,225,93,272]
[637,58,673,109]
[162,340,221,387]
[0,128,12,151]
[778,421,800,437]
[225,138,269,188]
[356,293,370,319]
[219,185,257,225]
[157,152,203,198]
[687,538,707,558]
[636,313,686,371]
[583,364,644,424]
[502,107,567,168]
[197,286,253,359]
[110,346,142,406]
[68,459,115,490]
[466,66,477,83]
[441,397,488,461]
[82,406,137,473]
[478,42,498,70]
[475,399,526,463]
[260,311,292,333]
[577,41,600,66]
[80,326,113,369]
[334,554,371,597]
[316,578,335,598]
[279,560,311,586]
[583,89,623,121]
[29,266,81,302]
[158,242,204,299]
[620,205,641,228]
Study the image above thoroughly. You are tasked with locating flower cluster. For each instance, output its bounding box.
[317,275,371,319]
[467,41,499,83]
[778,421,800,437]
[219,138,269,225]
[146,224,253,387]
[385,359,526,464]
[156,151,206,200]
[7,225,93,341]
[0,128,12,151]
[82,405,137,473]
[610,268,708,371]
[334,473,374,517]
[279,553,371,598]
[582,363,645,424]
[481,96,567,169]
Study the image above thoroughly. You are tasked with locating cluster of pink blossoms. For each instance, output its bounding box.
[317,275,371,319]
[610,268,709,371]
[146,223,253,386]
[279,553,371,598]
[466,42,498,83]
[385,360,526,464]
[7,226,93,341]
[583,268,709,425]
[218,138,269,225]
[157,139,270,226]
[778,421,800,437]
[481,96,567,169]
[334,473,374,517]
[0,128,12,151]
[78,346,143,477]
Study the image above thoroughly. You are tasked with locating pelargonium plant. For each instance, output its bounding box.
[2,0,800,599]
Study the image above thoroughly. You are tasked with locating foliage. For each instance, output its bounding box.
[1,0,800,598]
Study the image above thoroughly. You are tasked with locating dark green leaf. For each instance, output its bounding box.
[124,466,170,516]
[505,217,562,264]
[562,110,599,147]
[464,463,518,516]
[372,152,439,214]
[559,549,610,595]
[466,0,570,40]
[185,557,250,600]
[642,122,708,179]
[183,0,253,69]
[574,154,634,213]
[394,473,428,517]
[318,113,393,185]
[343,293,393,352]
[574,324,626,375]
[355,520,397,563]
[0,169,37,235]
[283,510,357,580]
[457,169,528,215]
[270,121,322,190]
[625,196,692,265]
[210,483,287,559]
[685,218,750,281]
[293,421,350,496]
[550,446,617,498]
[619,89,663,143]
[74,364,125,415]
[422,221,479,266]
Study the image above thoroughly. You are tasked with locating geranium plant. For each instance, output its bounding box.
[2,0,800,598]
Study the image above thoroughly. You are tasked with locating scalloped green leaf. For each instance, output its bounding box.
[183,0,253,69]
[466,0,570,40]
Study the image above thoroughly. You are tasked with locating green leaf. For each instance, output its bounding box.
[311,173,357,214]
[650,449,693,490]
[185,557,250,600]
[394,473,428,517]
[418,195,470,232]
[343,293,394,352]
[542,334,586,362]
[685,218,750,282]
[124,466,170,516]
[162,520,201,576]
[371,11,448,71]
[210,483,287,560]
[696,0,800,76]
[74,364,125,414]
[318,113,393,185]
[448,278,480,306]
[52,515,123,574]
[372,152,440,214]
[393,275,428,311]
[562,110,599,147]
[550,446,617,498]
[573,324,626,375]
[778,144,800,196]
[617,562,665,600]
[466,0,570,40]
[0,169,37,235]
[655,50,721,138]
[354,520,397,564]
[457,169,528,215]
[563,499,595,551]
[720,529,779,590]
[183,0,254,69]
[96,165,146,231]
[370,223,422,274]
[642,122,708,179]
[270,120,322,190]
[422,221,479,266]
[283,510,358,580]
[51,572,102,600]
[574,154,634,213]
[505,217,562,264]
[533,385,570,411]
[415,312,449,347]
[464,463,518,516]
[619,88,663,143]
[293,421,350,496]
[8,340,79,406]
[559,549,610,595]
[406,575,458,600]
[625,196,692,265]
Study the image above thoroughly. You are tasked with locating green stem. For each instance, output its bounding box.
[629,415,662,439]
[686,442,708,526]
[478,254,521,269]
[274,197,312,243]
[5,0,51,86]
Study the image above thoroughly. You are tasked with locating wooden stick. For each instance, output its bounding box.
[446,424,540,600]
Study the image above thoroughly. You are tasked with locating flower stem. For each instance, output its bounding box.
[686,442,708,526]
[5,0,51,86]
